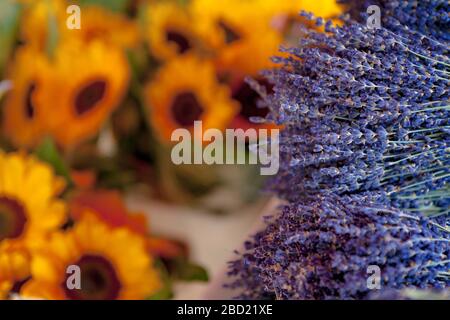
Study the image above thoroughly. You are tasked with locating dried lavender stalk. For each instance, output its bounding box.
[228,193,449,299]
[339,0,450,43]
[254,15,449,216]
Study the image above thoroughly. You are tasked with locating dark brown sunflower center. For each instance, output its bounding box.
[64,254,121,300]
[25,82,37,119]
[218,20,241,44]
[75,80,108,116]
[166,30,191,54]
[0,196,27,241]
[171,92,204,127]
[232,79,271,120]
[84,28,107,42]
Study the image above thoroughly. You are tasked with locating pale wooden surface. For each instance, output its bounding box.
[126,193,277,299]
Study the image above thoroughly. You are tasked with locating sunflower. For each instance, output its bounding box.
[64,5,140,49]
[20,0,65,51]
[274,0,344,35]
[0,245,30,300]
[21,213,161,300]
[42,39,130,148]
[0,152,66,247]
[191,0,284,77]
[145,1,204,61]
[145,55,239,142]
[2,47,51,148]
[292,0,342,19]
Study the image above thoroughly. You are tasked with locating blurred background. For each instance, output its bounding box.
[0,0,342,299]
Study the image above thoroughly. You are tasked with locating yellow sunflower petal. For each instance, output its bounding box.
[0,152,67,247]
[191,0,284,76]
[145,54,239,142]
[22,212,161,300]
[20,0,66,51]
[2,47,52,148]
[40,39,130,148]
[145,1,203,61]
[64,5,140,48]
[0,244,31,299]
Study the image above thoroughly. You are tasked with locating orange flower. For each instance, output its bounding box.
[0,151,66,248]
[147,237,187,260]
[191,0,284,77]
[70,170,97,190]
[69,189,148,236]
[2,47,52,148]
[42,39,130,148]
[145,1,203,61]
[0,244,30,300]
[3,39,130,149]
[22,213,161,300]
[69,189,188,261]
[64,5,140,49]
[145,55,239,142]
[20,0,65,51]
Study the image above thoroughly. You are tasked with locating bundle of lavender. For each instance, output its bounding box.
[265,15,449,217]
[340,0,450,42]
[228,193,448,299]
[228,4,449,299]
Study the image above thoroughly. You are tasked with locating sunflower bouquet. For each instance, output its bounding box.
[0,0,341,212]
[0,149,210,300]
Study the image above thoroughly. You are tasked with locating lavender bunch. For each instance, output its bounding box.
[368,288,450,300]
[255,16,449,217]
[339,0,450,42]
[227,193,450,300]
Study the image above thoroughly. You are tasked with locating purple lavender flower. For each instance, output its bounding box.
[227,193,449,300]
[339,0,450,42]
[254,16,449,217]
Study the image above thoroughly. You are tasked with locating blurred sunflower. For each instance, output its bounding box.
[65,5,140,48]
[145,1,202,61]
[191,0,283,77]
[42,40,130,148]
[191,0,343,130]
[275,0,344,34]
[22,213,161,300]
[20,0,65,51]
[2,47,51,148]
[294,0,342,19]
[145,55,239,142]
[0,245,30,300]
[0,152,66,247]
[69,189,188,260]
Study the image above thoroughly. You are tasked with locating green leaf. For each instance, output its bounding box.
[0,0,21,76]
[147,285,174,300]
[77,0,129,12]
[36,137,73,186]
[147,259,174,300]
[174,259,209,282]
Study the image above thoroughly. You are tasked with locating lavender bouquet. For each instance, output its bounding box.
[228,1,449,299]
[228,193,449,299]
[340,0,450,42]
[262,15,449,217]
